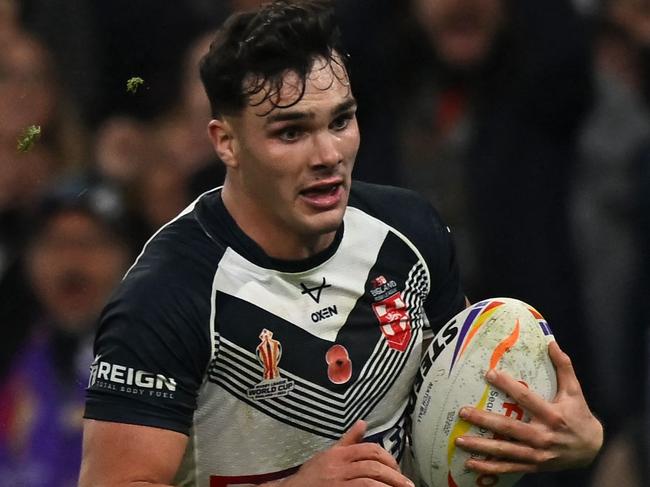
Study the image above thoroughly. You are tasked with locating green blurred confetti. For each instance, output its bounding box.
[16,125,41,153]
[126,76,145,94]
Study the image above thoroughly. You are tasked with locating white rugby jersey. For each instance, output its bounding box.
[85,181,465,486]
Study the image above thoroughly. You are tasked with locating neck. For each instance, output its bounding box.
[221,183,336,261]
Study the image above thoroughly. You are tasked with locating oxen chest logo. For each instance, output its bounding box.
[300,277,331,303]
[247,329,294,400]
[370,275,412,352]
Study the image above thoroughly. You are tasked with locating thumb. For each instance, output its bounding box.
[336,420,367,447]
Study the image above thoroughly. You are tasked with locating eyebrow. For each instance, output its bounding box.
[264,97,358,125]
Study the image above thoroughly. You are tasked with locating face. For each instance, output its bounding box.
[139,162,189,228]
[28,211,130,333]
[413,0,504,69]
[0,34,57,132]
[210,57,360,259]
[0,133,55,210]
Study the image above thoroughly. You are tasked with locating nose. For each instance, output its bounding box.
[311,131,343,168]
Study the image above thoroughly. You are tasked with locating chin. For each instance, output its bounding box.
[438,35,494,69]
[304,207,346,236]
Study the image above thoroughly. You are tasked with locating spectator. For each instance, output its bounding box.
[0,31,87,378]
[572,1,650,435]
[132,160,192,244]
[92,31,224,220]
[154,32,222,178]
[0,177,132,487]
[93,116,159,187]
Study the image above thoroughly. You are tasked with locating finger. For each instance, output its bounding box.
[456,435,553,464]
[465,457,539,475]
[484,369,556,424]
[347,480,394,487]
[458,407,548,448]
[548,341,582,396]
[336,420,367,447]
[343,443,400,470]
[345,460,414,487]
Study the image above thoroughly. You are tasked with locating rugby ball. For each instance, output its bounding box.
[410,298,557,487]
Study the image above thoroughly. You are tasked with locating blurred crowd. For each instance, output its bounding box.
[0,0,648,485]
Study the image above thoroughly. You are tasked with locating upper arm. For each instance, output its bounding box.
[421,210,466,334]
[79,419,188,487]
[85,257,212,434]
[82,249,214,484]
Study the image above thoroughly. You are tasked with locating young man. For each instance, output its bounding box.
[80,2,602,486]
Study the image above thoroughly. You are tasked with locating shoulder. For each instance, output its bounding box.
[348,180,449,244]
[126,202,224,289]
[92,209,216,397]
[102,204,224,335]
[349,180,443,221]
[348,181,465,329]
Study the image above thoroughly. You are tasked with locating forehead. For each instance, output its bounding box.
[245,57,352,117]
[41,210,106,236]
[415,0,502,19]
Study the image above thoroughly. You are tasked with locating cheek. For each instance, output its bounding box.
[414,0,449,28]
[28,247,57,286]
[343,123,361,159]
[475,0,504,33]
[85,248,129,287]
[482,0,503,17]
[244,144,304,191]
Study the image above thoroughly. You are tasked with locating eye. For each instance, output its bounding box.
[274,126,303,143]
[330,113,354,132]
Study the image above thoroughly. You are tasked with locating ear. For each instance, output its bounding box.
[207,118,238,169]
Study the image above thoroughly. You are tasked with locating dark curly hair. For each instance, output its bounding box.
[199,0,350,117]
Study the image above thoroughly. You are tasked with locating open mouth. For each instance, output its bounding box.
[55,271,92,299]
[440,10,488,34]
[299,181,344,209]
[300,183,341,198]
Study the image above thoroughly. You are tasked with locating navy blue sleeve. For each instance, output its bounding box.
[84,227,214,435]
[420,204,466,334]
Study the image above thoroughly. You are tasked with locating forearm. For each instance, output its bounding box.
[78,467,176,487]
[78,478,174,487]
[79,420,187,487]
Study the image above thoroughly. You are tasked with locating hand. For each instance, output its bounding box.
[454,341,603,475]
[271,420,415,487]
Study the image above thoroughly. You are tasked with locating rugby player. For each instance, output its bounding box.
[79,2,602,486]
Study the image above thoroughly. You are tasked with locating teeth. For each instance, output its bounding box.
[306,184,334,193]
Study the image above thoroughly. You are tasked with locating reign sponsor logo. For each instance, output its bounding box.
[88,356,177,399]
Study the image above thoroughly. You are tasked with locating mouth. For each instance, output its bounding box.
[55,271,92,299]
[440,9,489,33]
[299,179,345,210]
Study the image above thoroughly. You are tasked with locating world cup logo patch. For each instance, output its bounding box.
[247,329,294,400]
[257,328,282,380]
